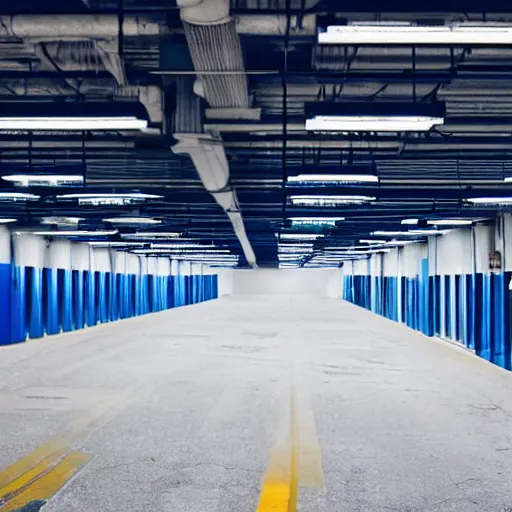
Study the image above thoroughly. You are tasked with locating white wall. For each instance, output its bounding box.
[71,243,90,271]
[383,248,399,277]
[47,239,72,269]
[402,242,427,277]
[353,259,367,276]
[92,248,111,272]
[217,268,234,296]
[369,253,383,277]
[431,228,472,276]
[474,224,492,274]
[13,234,47,268]
[230,268,343,297]
[0,227,10,264]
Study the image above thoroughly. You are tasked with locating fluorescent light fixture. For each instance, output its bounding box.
[278,246,312,251]
[0,192,39,201]
[359,239,387,244]
[42,216,84,225]
[279,233,324,240]
[289,195,375,206]
[0,218,16,224]
[174,256,239,261]
[385,240,418,246]
[318,22,512,46]
[132,249,237,257]
[372,230,425,237]
[0,117,147,131]
[88,241,145,247]
[103,217,162,225]
[504,177,512,183]
[306,115,443,132]
[150,243,216,249]
[427,219,473,226]
[149,249,231,254]
[401,218,419,225]
[122,232,181,239]
[467,197,512,205]
[290,217,345,226]
[57,193,162,206]
[408,229,444,236]
[31,230,118,237]
[2,174,84,187]
[287,174,378,184]
[305,101,445,133]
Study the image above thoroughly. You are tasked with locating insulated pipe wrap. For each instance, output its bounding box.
[183,20,249,108]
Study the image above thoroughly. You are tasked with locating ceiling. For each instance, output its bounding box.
[1,0,512,267]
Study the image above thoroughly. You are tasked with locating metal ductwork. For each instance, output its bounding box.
[180,0,249,109]
[174,0,257,266]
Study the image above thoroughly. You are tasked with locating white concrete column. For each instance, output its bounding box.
[47,239,72,270]
[12,233,47,268]
[0,227,10,265]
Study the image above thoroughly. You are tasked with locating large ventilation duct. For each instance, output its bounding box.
[173,133,256,265]
[179,0,249,109]
[174,0,256,266]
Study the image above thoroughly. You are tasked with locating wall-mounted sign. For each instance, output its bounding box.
[489,251,502,271]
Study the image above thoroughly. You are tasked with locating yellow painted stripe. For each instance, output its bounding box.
[256,393,299,512]
[0,439,68,489]
[287,392,299,512]
[1,451,92,511]
[295,395,325,489]
[0,446,68,501]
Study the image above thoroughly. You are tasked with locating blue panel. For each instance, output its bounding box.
[491,273,506,368]
[432,276,439,336]
[119,273,129,319]
[59,269,73,332]
[134,274,141,316]
[11,266,26,344]
[72,270,85,330]
[44,268,60,336]
[161,276,169,310]
[142,274,150,314]
[85,271,96,327]
[439,276,446,338]
[177,276,186,306]
[449,275,457,341]
[169,276,174,307]
[212,274,218,299]
[96,272,108,323]
[479,274,492,361]
[504,272,512,371]
[127,274,135,318]
[109,273,119,322]
[420,259,432,336]
[27,267,44,339]
[0,263,12,345]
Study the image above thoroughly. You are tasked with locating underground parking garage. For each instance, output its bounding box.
[1,1,512,511]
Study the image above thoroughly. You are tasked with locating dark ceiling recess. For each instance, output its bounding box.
[0,2,511,267]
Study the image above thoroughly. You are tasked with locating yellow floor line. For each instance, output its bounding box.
[256,405,294,512]
[0,440,68,489]
[295,394,325,489]
[256,387,323,512]
[0,446,68,500]
[1,451,92,511]
[0,393,127,510]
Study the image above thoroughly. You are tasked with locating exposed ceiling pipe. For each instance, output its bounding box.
[174,0,257,266]
[0,15,161,39]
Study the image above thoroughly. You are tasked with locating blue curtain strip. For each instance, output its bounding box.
[344,270,512,371]
[0,268,218,346]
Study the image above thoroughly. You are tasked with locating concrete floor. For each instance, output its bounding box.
[1,295,512,511]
